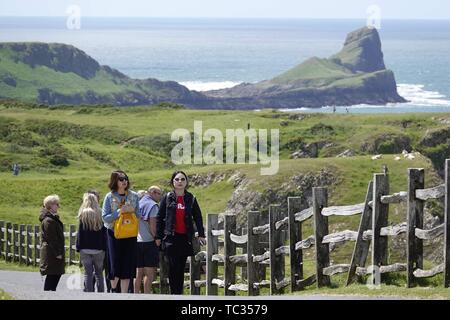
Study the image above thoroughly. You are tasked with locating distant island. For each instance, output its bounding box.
[0,26,406,109]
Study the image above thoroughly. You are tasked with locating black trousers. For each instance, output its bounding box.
[44,274,61,291]
[167,254,188,295]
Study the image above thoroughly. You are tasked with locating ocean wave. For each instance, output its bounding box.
[397,84,450,107]
[180,81,242,91]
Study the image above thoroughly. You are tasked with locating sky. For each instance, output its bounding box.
[0,0,449,19]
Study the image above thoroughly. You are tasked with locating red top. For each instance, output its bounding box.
[174,196,187,234]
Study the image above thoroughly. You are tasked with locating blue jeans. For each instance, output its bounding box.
[80,251,105,292]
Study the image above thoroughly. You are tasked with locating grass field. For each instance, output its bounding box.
[0,101,448,296]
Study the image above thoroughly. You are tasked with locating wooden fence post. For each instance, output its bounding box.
[13,224,18,263]
[26,225,32,266]
[206,214,219,295]
[247,211,262,296]
[19,225,25,264]
[406,169,425,288]
[347,180,374,285]
[224,214,236,296]
[34,225,40,267]
[189,237,201,295]
[288,197,303,292]
[159,252,170,294]
[269,204,285,295]
[372,173,390,271]
[444,159,450,288]
[313,187,330,288]
[0,221,4,260]
[69,224,76,266]
[6,222,11,262]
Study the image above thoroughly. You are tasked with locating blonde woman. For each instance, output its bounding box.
[76,193,107,292]
[39,194,65,291]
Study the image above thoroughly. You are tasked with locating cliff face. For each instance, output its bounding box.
[0,26,406,108]
[201,27,406,109]
[0,43,101,79]
[330,27,386,73]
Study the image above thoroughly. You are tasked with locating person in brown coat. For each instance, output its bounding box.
[39,194,65,291]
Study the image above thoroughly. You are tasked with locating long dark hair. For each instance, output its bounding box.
[108,170,130,192]
[170,171,189,189]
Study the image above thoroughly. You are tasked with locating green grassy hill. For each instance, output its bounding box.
[0,100,448,226]
[0,43,199,106]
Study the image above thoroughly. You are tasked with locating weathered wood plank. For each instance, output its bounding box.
[380,222,407,237]
[190,237,202,295]
[323,264,350,276]
[288,197,304,292]
[275,245,290,256]
[321,203,365,217]
[194,251,207,262]
[229,254,248,265]
[253,280,271,289]
[275,217,289,230]
[19,225,25,265]
[230,233,248,244]
[294,207,313,223]
[247,210,262,296]
[372,174,389,271]
[253,251,270,263]
[212,254,225,263]
[381,191,408,204]
[159,252,170,294]
[313,187,330,287]
[356,263,407,276]
[207,213,219,295]
[33,225,39,267]
[252,224,269,235]
[194,280,206,288]
[347,181,373,286]
[26,225,32,266]
[224,214,237,296]
[415,224,444,240]
[12,224,18,263]
[407,168,424,288]
[413,264,444,278]
[416,184,445,200]
[322,230,358,244]
[270,205,285,295]
[275,278,291,290]
[228,284,248,291]
[0,221,3,260]
[296,275,316,289]
[211,229,224,237]
[212,278,225,288]
[295,235,315,250]
[445,159,450,288]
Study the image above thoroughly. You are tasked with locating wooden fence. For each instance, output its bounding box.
[0,159,449,294]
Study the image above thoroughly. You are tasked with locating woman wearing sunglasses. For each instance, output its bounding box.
[156,171,206,295]
[102,170,139,293]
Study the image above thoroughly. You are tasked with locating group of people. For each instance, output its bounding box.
[38,170,206,295]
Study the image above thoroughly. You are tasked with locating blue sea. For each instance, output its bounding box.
[1,17,450,113]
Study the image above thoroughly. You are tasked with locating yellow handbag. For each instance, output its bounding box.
[113,195,138,239]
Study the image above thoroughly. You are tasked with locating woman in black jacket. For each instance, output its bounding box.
[155,171,206,295]
[39,194,65,291]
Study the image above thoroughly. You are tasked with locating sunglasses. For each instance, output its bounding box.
[118,177,128,182]
[174,177,186,182]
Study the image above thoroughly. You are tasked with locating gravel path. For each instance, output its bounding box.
[0,270,405,300]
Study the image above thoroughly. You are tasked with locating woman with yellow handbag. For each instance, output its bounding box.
[102,170,139,293]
